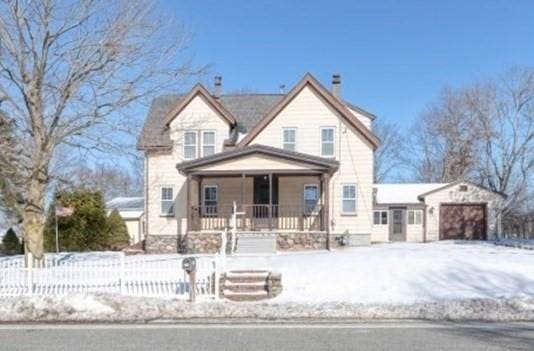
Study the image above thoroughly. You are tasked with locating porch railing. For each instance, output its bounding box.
[190,204,323,232]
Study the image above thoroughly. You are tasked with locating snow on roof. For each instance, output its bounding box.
[106,197,144,211]
[374,183,449,204]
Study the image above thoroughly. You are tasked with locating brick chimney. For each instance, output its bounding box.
[214,76,222,99]
[332,74,341,98]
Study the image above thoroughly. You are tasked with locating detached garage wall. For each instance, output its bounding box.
[424,182,504,241]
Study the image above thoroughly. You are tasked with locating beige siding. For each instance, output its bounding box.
[249,85,374,236]
[424,182,504,241]
[124,219,141,244]
[146,95,231,237]
[405,207,424,242]
[371,206,389,242]
[371,205,425,242]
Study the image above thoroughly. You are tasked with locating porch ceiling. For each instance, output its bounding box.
[177,144,338,175]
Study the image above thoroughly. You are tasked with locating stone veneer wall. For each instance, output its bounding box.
[276,232,328,251]
[180,232,233,254]
[145,235,179,254]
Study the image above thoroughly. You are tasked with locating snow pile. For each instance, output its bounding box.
[0,294,533,322]
[495,239,534,250]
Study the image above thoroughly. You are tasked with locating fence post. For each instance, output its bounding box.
[120,252,125,295]
[214,254,220,300]
[27,252,33,296]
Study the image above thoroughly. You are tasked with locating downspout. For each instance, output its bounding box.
[423,203,428,243]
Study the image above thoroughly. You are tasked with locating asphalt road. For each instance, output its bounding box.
[0,322,533,351]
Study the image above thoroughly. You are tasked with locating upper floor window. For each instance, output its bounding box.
[202,131,216,157]
[183,131,197,160]
[341,184,357,214]
[407,210,422,225]
[320,127,335,157]
[160,186,175,217]
[282,128,297,151]
[303,184,319,214]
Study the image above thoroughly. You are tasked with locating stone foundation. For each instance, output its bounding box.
[145,235,179,254]
[276,232,328,250]
[180,232,231,254]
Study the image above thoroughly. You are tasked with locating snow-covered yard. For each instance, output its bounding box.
[227,241,534,304]
[1,241,534,321]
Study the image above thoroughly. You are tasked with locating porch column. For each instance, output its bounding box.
[198,175,203,230]
[322,173,331,250]
[240,173,245,207]
[186,174,192,231]
[268,173,273,230]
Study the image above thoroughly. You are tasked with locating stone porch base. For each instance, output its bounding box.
[145,232,371,254]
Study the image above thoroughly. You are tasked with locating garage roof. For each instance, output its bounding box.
[374,183,448,204]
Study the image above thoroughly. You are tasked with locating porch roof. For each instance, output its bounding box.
[177,144,339,175]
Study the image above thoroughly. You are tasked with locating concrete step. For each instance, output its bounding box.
[235,235,277,254]
[224,281,268,292]
[225,271,269,283]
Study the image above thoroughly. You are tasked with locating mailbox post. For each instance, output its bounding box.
[182,257,197,302]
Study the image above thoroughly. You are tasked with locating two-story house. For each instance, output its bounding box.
[138,73,505,254]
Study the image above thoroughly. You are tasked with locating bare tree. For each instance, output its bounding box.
[0,0,201,262]
[66,163,143,200]
[408,88,484,183]
[410,68,534,214]
[373,119,407,182]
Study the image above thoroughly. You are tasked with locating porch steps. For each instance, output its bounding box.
[235,233,277,254]
[221,270,282,301]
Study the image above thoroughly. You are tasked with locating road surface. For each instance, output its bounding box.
[0,321,533,350]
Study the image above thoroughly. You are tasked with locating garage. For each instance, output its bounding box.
[439,204,487,240]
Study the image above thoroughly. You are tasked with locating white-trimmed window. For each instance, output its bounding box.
[282,128,297,151]
[303,184,319,214]
[341,184,357,214]
[160,186,175,217]
[183,131,197,160]
[203,185,218,216]
[320,127,335,157]
[202,131,216,157]
[373,210,388,225]
[407,210,422,225]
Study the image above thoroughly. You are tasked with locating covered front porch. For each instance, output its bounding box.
[178,145,338,235]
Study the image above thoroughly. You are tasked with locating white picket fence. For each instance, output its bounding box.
[0,253,220,300]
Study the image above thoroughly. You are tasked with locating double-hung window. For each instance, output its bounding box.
[303,184,319,214]
[341,184,357,214]
[160,186,175,217]
[203,185,218,216]
[407,210,422,225]
[183,131,197,160]
[202,131,216,157]
[373,210,388,225]
[320,127,335,157]
[282,128,297,151]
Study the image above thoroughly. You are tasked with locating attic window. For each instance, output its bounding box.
[459,185,468,192]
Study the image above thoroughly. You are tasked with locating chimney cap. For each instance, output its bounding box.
[332,74,341,84]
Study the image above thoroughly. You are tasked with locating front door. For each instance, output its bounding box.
[252,175,278,218]
[390,208,406,241]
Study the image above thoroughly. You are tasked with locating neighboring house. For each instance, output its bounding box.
[138,73,505,254]
[106,197,145,245]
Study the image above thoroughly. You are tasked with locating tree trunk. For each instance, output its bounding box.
[22,179,47,267]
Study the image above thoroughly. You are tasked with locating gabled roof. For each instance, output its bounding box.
[177,144,339,174]
[106,197,144,211]
[137,94,283,151]
[237,73,381,150]
[163,83,237,127]
[417,180,507,200]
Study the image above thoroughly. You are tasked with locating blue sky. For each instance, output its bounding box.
[161,0,534,126]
